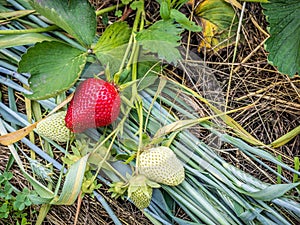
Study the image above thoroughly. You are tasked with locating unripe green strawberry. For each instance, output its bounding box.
[130,186,153,209]
[127,174,158,209]
[36,111,73,142]
[138,146,185,186]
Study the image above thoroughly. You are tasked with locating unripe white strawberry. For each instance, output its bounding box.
[36,111,73,142]
[138,146,185,186]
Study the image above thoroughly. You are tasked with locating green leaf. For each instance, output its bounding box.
[94,22,131,51]
[94,22,131,74]
[3,171,13,181]
[136,20,183,64]
[52,154,90,205]
[0,33,57,48]
[0,204,10,219]
[29,0,96,47]
[130,1,144,10]
[248,183,299,201]
[160,1,171,20]
[18,41,87,100]
[262,0,300,77]
[137,74,158,91]
[122,139,138,151]
[115,10,123,18]
[170,9,202,32]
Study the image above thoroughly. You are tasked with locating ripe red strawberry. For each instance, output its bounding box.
[65,78,121,133]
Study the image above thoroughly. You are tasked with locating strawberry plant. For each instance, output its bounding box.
[0,0,300,224]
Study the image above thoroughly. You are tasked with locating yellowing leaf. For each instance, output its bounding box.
[0,122,37,145]
[196,0,238,51]
[0,95,72,146]
[198,18,218,49]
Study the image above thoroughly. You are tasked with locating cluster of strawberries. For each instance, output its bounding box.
[36,77,185,209]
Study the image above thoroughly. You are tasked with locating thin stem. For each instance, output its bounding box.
[135,100,144,174]
[115,34,134,82]
[129,2,145,97]
[95,3,124,16]
[115,2,145,83]
[91,133,118,183]
[115,5,142,83]
[90,99,136,183]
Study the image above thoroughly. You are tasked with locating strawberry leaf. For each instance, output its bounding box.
[18,41,87,100]
[94,22,131,51]
[93,22,131,74]
[170,9,202,32]
[136,20,183,64]
[195,0,238,51]
[28,0,96,47]
[262,0,300,77]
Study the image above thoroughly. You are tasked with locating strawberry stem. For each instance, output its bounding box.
[127,2,146,175]
[134,99,144,175]
[89,99,137,183]
[116,1,146,81]
[91,1,147,184]
[115,2,145,85]
[91,132,119,182]
[95,3,125,17]
[114,34,134,84]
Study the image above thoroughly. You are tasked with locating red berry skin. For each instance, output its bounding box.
[65,78,121,133]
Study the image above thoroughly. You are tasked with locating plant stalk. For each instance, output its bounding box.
[95,3,124,16]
